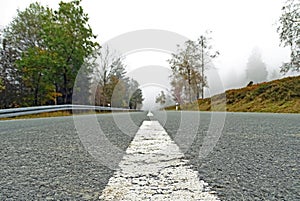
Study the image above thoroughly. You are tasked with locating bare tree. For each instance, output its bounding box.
[93,45,125,106]
[92,45,143,108]
[197,32,220,99]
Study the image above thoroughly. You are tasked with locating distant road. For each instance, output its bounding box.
[0,111,299,200]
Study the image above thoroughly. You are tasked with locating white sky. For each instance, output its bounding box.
[0,0,296,109]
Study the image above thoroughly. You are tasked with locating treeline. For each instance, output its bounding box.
[0,0,143,109]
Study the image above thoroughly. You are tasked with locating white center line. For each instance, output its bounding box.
[147,111,154,117]
[99,120,219,201]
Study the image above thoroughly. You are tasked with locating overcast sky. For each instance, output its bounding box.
[0,0,296,109]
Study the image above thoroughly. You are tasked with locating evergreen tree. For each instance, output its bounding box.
[246,48,268,83]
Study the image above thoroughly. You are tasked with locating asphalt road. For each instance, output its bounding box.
[0,112,148,200]
[154,111,300,201]
[0,111,299,200]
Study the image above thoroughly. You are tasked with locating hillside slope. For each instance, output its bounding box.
[168,76,300,113]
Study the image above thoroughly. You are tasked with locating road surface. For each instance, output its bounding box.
[0,111,299,200]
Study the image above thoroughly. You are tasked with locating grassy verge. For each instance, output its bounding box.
[0,110,111,121]
[166,75,300,113]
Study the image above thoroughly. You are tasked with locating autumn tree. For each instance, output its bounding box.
[277,0,300,73]
[169,32,219,103]
[169,40,198,103]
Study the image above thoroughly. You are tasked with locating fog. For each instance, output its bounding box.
[1,0,299,110]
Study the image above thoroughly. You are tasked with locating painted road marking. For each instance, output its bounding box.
[99,120,219,200]
[147,111,154,117]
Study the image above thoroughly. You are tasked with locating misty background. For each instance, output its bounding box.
[1,0,299,110]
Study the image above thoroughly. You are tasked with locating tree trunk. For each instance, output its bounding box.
[187,67,192,103]
[201,43,204,100]
[54,83,58,105]
[63,67,68,104]
[34,72,41,106]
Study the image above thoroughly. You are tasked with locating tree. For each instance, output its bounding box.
[0,28,24,108]
[277,0,300,73]
[106,56,129,107]
[72,59,93,105]
[197,33,220,99]
[129,88,144,110]
[126,79,143,109]
[168,32,219,103]
[3,3,55,106]
[92,45,144,108]
[155,91,166,105]
[169,40,200,103]
[94,46,127,106]
[109,75,127,107]
[246,48,268,83]
[43,0,99,104]
[170,73,184,104]
[0,78,4,92]
[0,0,98,108]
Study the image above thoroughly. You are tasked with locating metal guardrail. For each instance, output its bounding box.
[0,105,135,118]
